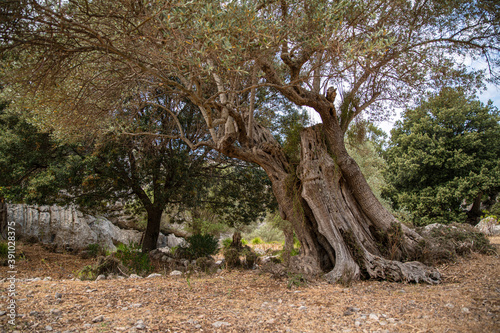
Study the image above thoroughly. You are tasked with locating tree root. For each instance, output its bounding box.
[363,253,441,284]
[324,259,360,285]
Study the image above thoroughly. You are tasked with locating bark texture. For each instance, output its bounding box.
[218,119,440,284]
[295,126,440,284]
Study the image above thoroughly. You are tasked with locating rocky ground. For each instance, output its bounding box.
[0,238,499,333]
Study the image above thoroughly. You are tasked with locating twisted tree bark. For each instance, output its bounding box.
[219,119,440,284]
[295,126,440,284]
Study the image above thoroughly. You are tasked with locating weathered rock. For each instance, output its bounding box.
[6,204,144,251]
[170,270,182,276]
[49,308,62,316]
[166,233,187,248]
[135,320,146,330]
[92,315,104,323]
[147,273,162,278]
[476,217,500,236]
[212,321,231,328]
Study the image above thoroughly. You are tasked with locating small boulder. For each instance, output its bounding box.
[147,273,162,279]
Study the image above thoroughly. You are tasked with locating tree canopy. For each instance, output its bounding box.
[0,101,73,203]
[383,88,500,226]
[0,93,274,251]
[1,0,499,283]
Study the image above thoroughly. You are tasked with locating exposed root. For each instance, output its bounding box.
[364,253,441,284]
[324,259,360,285]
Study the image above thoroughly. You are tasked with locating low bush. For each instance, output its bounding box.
[85,243,106,258]
[287,273,307,289]
[223,245,259,269]
[251,237,263,245]
[76,265,96,281]
[223,247,241,268]
[185,234,219,259]
[416,223,496,265]
[76,256,130,280]
[115,243,153,276]
[222,238,232,249]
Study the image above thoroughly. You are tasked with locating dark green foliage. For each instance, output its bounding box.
[0,241,7,258]
[416,223,496,265]
[85,243,105,258]
[0,104,74,204]
[115,243,153,276]
[222,238,232,249]
[185,234,219,260]
[384,88,500,226]
[196,163,276,230]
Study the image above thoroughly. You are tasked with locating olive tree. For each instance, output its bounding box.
[2,0,499,283]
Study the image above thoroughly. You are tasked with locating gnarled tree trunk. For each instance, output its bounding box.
[294,126,440,284]
[220,120,440,284]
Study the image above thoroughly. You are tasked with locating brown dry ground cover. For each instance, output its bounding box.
[1,238,499,333]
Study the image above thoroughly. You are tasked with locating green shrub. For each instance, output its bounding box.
[115,243,153,276]
[0,242,7,258]
[186,234,219,259]
[222,238,232,249]
[251,237,263,245]
[244,250,258,268]
[77,265,96,281]
[86,243,105,258]
[241,238,248,245]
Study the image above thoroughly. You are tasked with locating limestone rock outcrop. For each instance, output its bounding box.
[6,204,142,251]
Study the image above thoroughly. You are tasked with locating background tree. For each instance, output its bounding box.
[0,102,71,204]
[346,120,391,211]
[383,88,500,226]
[0,92,274,251]
[2,0,499,283]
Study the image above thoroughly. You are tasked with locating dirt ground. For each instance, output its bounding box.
[1,238,499,333]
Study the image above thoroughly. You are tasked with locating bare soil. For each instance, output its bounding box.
[1,238,499,333]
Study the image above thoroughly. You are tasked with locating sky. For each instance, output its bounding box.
[377,82,500,135]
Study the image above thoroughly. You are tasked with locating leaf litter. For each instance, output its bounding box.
[0,238,498,332]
